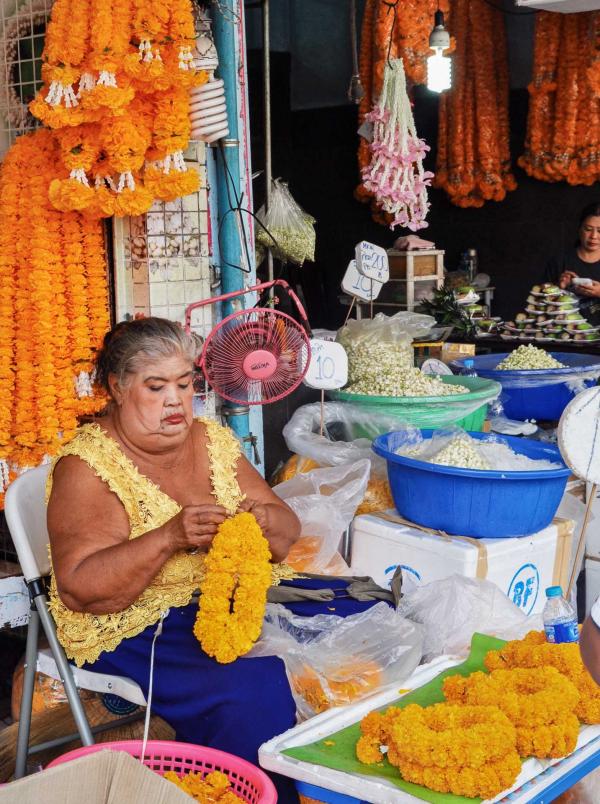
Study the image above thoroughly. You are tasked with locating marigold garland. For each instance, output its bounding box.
[356,702,521,800]
[0,130,110,499]
[434,0,516,207]
[193,512,272,664]
[520,11,600,185]
[443,666,580,759]
[485,630,600,725]
[27,0,205,217]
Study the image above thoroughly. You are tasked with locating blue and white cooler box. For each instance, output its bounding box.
[350,512,573,616]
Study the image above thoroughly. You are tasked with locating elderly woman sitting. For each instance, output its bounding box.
[47,317,302,799]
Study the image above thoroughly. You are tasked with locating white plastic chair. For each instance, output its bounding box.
[4,464,147,778]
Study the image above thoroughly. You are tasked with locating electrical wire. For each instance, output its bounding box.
[216,141,281,275]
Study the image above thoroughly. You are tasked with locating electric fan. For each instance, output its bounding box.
[185,280,312,405]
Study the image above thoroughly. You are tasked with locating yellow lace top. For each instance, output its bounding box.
[46,418,284,667]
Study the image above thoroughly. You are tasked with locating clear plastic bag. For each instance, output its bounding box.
[397,575,543,662]
[255,178,316,266]
[273,461,371,574]
[249,602,422,720]
[393,425,562,471]
[281,402,408,514]
[336,311,435,384]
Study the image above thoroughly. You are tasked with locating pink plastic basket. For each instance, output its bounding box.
[46,739,277,803]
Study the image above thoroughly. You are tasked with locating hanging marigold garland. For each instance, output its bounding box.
[0,130,110,496]
[520,11,600,185]
[434,0,516,208]
[356,0,451,218]
[0,0,211,500]
[193,512,273,664]
[27,0,207,218]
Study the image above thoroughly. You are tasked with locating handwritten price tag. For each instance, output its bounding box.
[341,259,383,301]
[355,241,389,283]
[304,340,348,390]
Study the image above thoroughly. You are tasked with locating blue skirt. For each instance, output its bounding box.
[84,578,379,803]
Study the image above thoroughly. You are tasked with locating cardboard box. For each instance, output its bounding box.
[350,512,573,617]
[0,750,191,804]
[387,249,445,279]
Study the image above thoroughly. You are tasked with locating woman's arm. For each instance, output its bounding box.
[580,615,600,685]
[236,455,301,562]
[48,456,227,614]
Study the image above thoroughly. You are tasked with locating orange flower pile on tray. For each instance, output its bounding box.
[356,630,600,799]
[434,0,516,207]
[520,11,600,185]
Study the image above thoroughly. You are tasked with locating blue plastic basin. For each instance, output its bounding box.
[451,352,600,421]
[372,431,570,538]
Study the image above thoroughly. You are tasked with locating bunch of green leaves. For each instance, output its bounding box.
[418,286,476,337]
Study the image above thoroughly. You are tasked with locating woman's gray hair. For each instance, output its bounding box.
[95,317,201,396]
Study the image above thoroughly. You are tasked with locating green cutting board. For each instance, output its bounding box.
[284,633,508,804]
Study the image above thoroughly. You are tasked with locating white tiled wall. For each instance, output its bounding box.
[113,143,217,417]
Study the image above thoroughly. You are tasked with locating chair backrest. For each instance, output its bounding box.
[5,464,52,581]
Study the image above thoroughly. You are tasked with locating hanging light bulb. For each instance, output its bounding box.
[427,10,451,93]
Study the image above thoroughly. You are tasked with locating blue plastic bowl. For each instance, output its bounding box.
[451,352,600,421]
[372,430,570,538]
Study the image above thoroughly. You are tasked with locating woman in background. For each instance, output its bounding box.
[546,202,600,323]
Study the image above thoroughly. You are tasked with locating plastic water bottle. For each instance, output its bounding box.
[460,359,478,378]
[543,586,579,644]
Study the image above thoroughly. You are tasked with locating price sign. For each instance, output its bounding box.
[341,259,383,302]
[355,241,389,283]
[304,339,348,390]
[421,358,453,377]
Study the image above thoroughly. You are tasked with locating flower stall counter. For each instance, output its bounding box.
[259,634,600,804]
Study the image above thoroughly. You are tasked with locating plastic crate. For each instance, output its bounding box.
[46,740,276,803]
[372,431,570,538]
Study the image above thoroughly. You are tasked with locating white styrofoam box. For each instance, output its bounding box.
[350,512,572,617]
[585,557,600,618]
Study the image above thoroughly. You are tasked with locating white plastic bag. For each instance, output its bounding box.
[249,602,422,720]
[255,178,316,266]
[336,311,435,384]
[397,575,543,662]
[273,461,370,574]
[279,402,405,514]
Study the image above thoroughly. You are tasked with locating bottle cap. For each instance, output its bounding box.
[464,359,474,368]
[545,585,563,598]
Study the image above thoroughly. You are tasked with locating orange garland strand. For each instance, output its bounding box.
[434,0,516,208]
[519,11,600,185]
[27,0,206,218]
[0,130,110,502]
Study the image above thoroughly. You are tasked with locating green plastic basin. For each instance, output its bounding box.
[328,376,502,433]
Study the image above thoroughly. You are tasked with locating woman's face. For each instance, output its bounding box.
[110,352,195,450]
[579,215,600,252]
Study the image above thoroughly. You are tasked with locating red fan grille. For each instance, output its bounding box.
[200,308,310,404]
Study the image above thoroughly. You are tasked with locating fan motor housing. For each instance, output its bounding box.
[242,349,278,380]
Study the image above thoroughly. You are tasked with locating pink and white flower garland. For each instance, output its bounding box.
[362,58,433,231]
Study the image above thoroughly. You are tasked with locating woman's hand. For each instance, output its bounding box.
[575,279,600,298]
[559,270,578,289]
[163,504,228,554]
[239,498,270,533]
